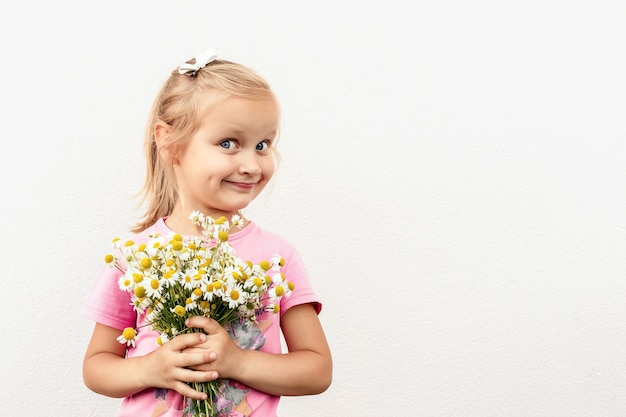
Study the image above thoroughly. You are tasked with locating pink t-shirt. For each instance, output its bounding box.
[83,218,321,417]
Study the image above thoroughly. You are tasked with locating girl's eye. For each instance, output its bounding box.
[256,141,270,151]
[219,140,236,149]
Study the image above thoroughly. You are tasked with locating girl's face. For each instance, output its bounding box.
[172,96,279,221]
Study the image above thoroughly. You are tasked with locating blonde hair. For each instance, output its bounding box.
[132,58,278,233]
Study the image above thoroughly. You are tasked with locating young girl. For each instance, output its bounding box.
[82,47,332,417]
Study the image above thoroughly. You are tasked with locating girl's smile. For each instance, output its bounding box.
[225,180,258,191]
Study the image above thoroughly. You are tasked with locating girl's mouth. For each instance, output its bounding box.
[226,181,256,191]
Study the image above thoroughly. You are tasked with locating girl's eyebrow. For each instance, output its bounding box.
[223,127,278,140]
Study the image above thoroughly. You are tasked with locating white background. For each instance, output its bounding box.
[1,1,625,416]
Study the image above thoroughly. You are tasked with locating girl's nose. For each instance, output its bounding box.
[238,151,262,175]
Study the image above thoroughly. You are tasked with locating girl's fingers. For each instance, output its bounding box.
[185,316,223,335]
[178,367,219,384]
[167,332,207,351]
[174,368,219,399]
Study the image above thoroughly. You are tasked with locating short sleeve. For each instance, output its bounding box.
[82,264,136,330]
[279,247,322,316]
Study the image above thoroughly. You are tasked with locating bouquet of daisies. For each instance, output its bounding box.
[104,211,293,417]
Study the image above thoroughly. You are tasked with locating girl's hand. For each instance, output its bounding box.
[174,305,331,397]
[140,331,219,400]
[183,316,244,380]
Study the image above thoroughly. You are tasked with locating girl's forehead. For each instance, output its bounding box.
[199,96,279,132]
[206,95,278,115]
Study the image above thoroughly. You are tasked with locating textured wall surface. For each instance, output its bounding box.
[1,1,625,416]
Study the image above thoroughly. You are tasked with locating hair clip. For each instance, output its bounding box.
[178,47,218,76]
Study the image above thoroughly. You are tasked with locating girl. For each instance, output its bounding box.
[82,47,332,417]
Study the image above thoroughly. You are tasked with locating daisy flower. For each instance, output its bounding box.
[146,303,164,322]
[244,275,267,292]
[117,327,137,347]
[271,254,285,270]
[230,214,244,228]
[161,268,177,287]
[118,273,134,292]
[156,332,169,346]
[145,276,163,298]
[191,287,204,301]
[184,296,198,312]
[202,281,217,301]
[132,294,151,314]
[111,237,123,250]
[189,210,205,225]
[266,303,281,315]
[224,283,246,309]
[269,283,285,300]
[181,268,201,290]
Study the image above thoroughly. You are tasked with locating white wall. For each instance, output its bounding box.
[1,1,625,416]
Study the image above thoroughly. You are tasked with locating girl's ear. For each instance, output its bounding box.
[154,122,175,163]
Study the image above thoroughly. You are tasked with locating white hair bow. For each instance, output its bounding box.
[178,47,218,76]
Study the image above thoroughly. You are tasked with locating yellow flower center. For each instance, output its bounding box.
[104,254,115,264]
[274,285,284,297]
[140,258,152,269]
[150,279,160,289]
[230,290,240,301]
[253,277,263,287]
[122,327,136,340]
[173,305,186,317]
[218,231,229,242]
[134,286,146,298]
[138,243,146,252]
[259,260,270,271]
[133,273,143,283]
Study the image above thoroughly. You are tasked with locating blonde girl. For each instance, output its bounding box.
[82,48,332,417]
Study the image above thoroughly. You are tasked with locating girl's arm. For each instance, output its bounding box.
[82,323,219,400]
[185,303,332,396]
